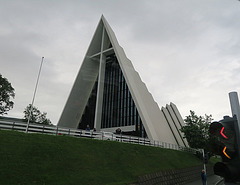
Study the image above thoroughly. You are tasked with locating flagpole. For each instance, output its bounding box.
[26,57,44,132]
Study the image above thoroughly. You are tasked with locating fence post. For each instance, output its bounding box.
[68,129,70,136]
[12,122,15,130]
[42,126,45,133]
[56,127,58,136]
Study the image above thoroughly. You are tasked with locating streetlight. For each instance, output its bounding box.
[26,57,44,132]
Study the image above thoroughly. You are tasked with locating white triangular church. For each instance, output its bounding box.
[58,15,188,147]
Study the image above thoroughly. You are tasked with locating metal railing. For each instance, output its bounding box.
[0,120,199,154]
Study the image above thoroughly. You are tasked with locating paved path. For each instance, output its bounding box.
[185,175,223,185]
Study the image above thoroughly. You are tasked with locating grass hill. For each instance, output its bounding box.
[0,129,204,185]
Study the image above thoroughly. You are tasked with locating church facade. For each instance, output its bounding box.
[58,16,188,147]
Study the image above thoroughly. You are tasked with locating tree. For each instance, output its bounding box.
[180,110,213,152]
[0,74,15,115]
[23,104,51,125]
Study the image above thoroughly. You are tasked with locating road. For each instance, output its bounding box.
[185,175,224,185]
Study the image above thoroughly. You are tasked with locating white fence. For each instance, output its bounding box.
[0,120,199,154]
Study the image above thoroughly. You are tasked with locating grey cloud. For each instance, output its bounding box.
[1,0,240,124]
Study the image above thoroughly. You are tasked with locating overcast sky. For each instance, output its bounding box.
[1,0,240,125]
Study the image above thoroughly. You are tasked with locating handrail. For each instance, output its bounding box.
[0,120,200,154]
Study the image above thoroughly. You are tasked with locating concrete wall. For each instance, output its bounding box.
[102,16,186,145]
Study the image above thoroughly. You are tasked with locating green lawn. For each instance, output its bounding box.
[0,129,202,185]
